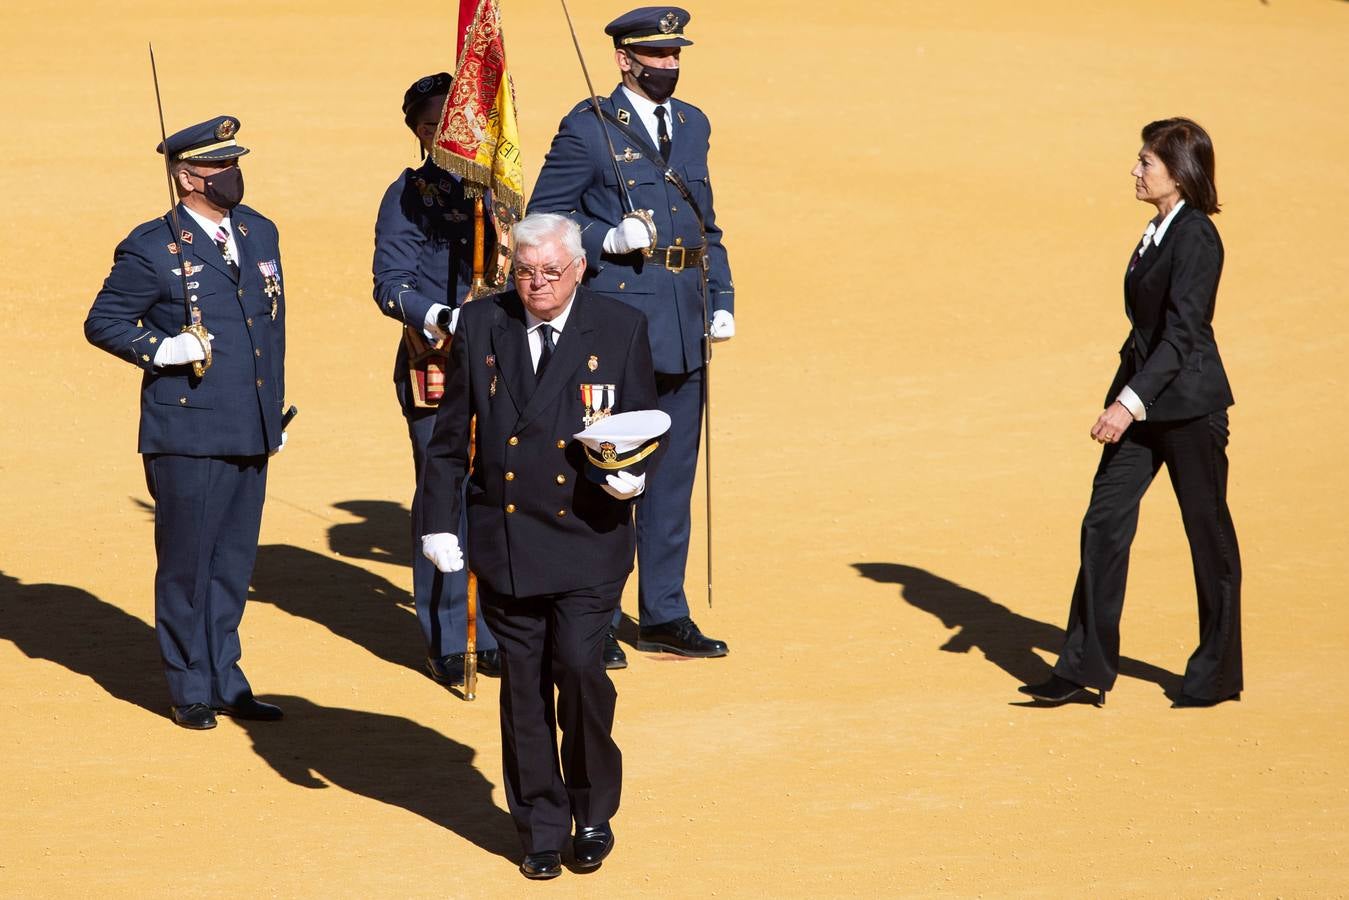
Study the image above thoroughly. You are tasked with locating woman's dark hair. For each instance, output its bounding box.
[1141,117,1220,215]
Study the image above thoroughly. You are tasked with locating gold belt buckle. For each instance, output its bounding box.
[665,246,686,273]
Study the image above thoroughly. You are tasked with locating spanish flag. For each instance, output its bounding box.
[433,0,525,227]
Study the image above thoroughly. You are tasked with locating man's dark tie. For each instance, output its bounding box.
[654,105,672,162]
[214,225,240,279]
[536,324,555,379]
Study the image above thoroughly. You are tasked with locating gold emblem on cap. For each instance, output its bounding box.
[659,12,679,33]
[588,355,599,372]
[600,441,618,463]
[216,119,237,140]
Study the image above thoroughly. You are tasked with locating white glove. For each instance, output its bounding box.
[603,216,655,255]
[602,470,646,500]
[269,431,288,457]
[422,532,464,573]
[709,310,735,343]
[424,304,457,342]
[154,331,214,367]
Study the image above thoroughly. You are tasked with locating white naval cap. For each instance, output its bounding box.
[574,409,671,477]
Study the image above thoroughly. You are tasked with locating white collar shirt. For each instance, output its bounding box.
[524,291,577,372]
[1136,198,1185,258]
[183,205,239,266]
[620,85,674,155]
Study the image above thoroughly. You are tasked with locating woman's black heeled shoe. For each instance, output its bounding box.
[1172,691,1240,708]
[1018,674,1107,707]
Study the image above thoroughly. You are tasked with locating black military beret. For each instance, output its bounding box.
[605,6,693,48]
[156,115,249,162]
[403,72,453,121]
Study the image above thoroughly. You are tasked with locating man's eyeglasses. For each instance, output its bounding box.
[513,257,580,282]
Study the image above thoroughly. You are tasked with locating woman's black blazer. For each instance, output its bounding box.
[1106,204,1235,421]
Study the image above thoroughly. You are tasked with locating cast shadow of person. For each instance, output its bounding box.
[248,544,422,672]
[327,500,410,567]
[851,563,1181,696]
[0,570,164,715]
[239,693,518,860]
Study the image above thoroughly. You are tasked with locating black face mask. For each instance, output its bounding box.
[196,166,245,209]
[627,55,680,103]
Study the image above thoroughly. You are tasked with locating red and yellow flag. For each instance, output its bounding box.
[433,0,525,227]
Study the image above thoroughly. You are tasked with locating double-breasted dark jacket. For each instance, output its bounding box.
[422,286,659,598]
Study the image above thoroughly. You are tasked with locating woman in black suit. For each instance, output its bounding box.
[1022,118,1242,708]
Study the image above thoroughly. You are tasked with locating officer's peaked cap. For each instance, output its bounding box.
[156,115,249,162]
[605,6,693,48]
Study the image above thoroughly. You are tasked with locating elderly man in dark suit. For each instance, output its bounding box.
[528,6,732,666]
[421,212,659,879]
[85,116,290,730]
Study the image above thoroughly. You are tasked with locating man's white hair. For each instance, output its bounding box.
[512,212,584,260]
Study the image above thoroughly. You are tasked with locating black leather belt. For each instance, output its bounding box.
[653,245,704,273]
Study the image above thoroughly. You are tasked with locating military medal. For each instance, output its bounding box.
[489,374,498,398]
[580,383,616,427]
[588,355,599,372]
[257,259,282,320]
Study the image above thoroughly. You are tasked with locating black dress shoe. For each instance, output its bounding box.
[426,653,467,686]
[477,649,502,678]
[572,823,615,870]
[171,703,217,730]
[637,617,728,658]
[1018,674,1106,707]
[1173,691,1241,708]
[217,696,284,721]
[603,630,628,669]
[519,851,562,880]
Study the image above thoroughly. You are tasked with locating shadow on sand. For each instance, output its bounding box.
[0,569,164,715]
[238,693,517,860]
[851,562,1181,697]
[248,543,423,672]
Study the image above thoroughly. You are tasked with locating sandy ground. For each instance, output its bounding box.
[3,0,1348,896]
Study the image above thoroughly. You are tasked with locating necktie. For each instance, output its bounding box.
[654,105,672,162]
[214,225,240,279]
[536,324,555,378]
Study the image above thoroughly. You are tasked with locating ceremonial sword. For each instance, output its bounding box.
[148,43,211,377]
[557,0,656,255]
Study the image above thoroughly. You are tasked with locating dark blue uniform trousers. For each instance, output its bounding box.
[624,368,703,627]
[407,410,496,656]
[1054,410,1243,699]
[483,577,624,855]
[144,453,267,708]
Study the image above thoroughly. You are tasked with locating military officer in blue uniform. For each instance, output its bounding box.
[421,213,660,879]
[372,72,499,685]
[85,116,289,730]
[529,6,734,665]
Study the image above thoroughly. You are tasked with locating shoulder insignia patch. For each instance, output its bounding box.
[617,109,631,125]
[180,230,193,245]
